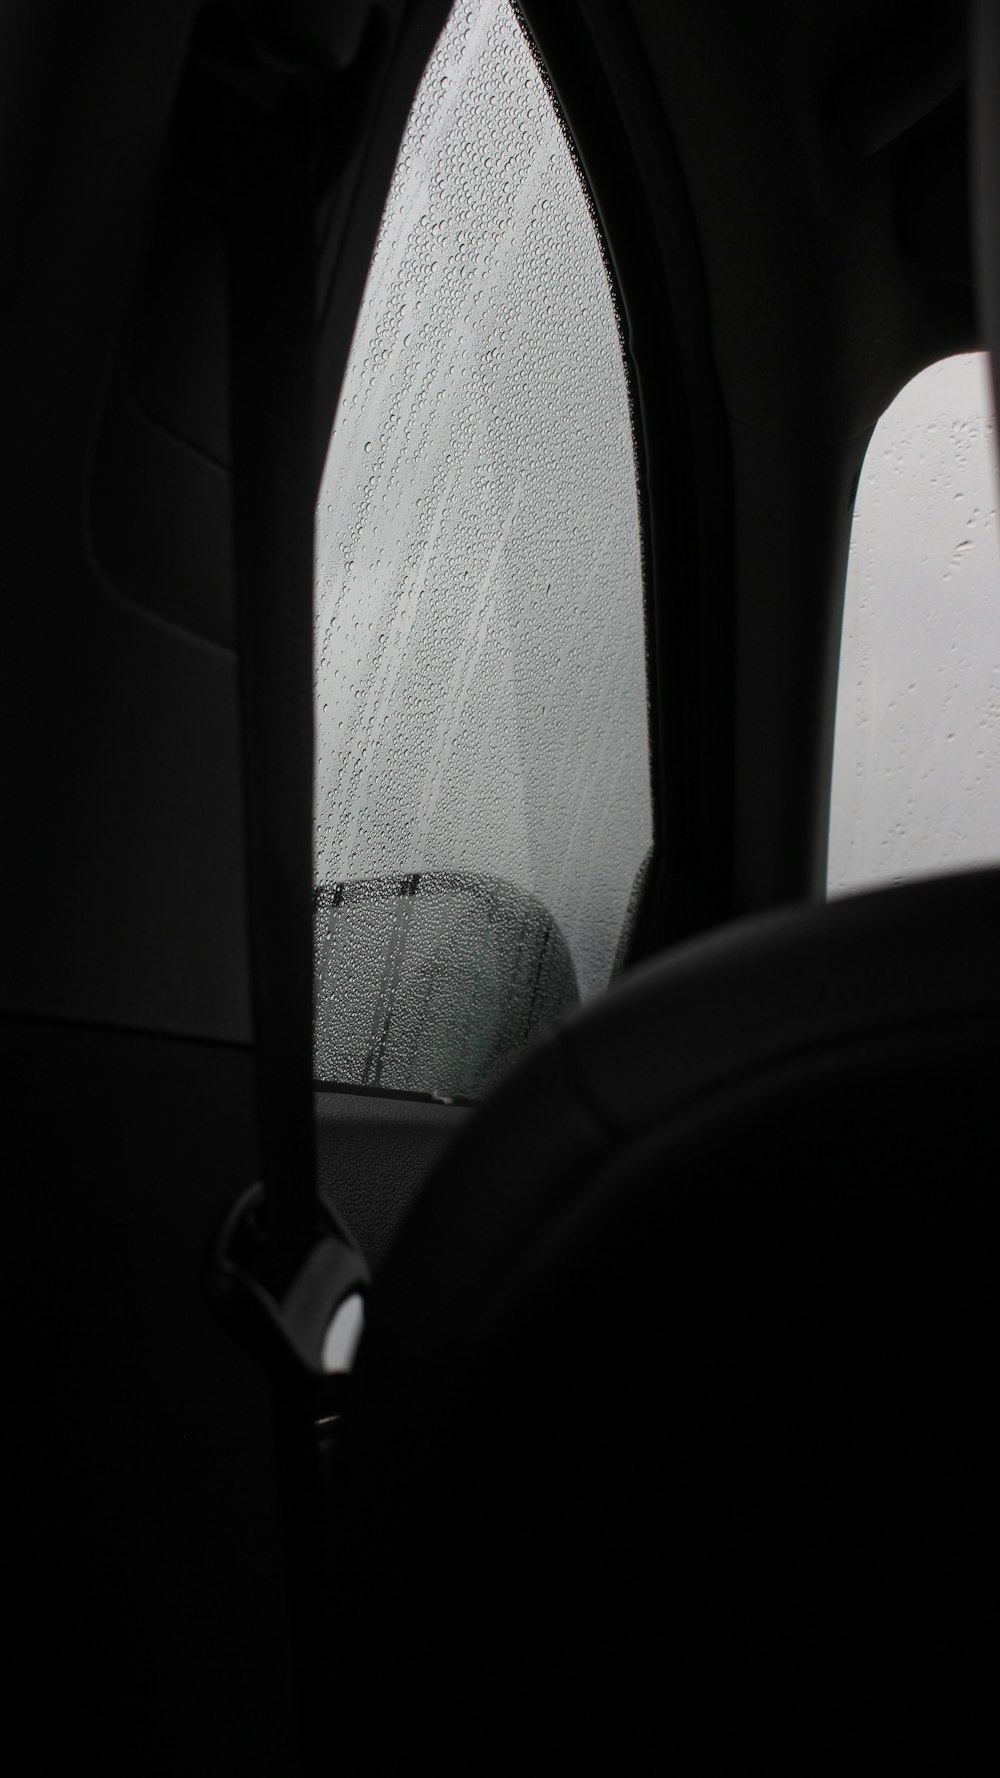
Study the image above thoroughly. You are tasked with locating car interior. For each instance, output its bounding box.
[5,0,997,1769]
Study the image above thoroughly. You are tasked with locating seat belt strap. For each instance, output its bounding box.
[190,3,370,1383]
[181,8,379,1768]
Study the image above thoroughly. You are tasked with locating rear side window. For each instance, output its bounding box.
[313,0,651,1099]
[828,353,1000,895]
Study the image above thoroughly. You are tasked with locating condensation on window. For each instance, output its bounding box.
[313,0,651,1098]
[828,353,1000,896]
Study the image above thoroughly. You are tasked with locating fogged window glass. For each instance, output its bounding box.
[828,354,1000,896]
[314,0,651,1099]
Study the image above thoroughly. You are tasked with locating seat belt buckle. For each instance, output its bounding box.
[205,1180,369,1391]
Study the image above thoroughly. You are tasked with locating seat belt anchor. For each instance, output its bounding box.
[205,1180,370,1390]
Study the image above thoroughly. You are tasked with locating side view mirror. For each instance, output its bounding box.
[314,871,580,1101]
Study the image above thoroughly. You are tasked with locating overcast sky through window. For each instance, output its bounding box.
[829,353,1000,894]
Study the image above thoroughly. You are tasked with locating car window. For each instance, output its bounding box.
[828,353,1000,895]
[313,0,651,1100]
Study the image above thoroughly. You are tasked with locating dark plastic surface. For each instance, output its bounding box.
[316,1086,469,1271]
[6,1016,297,1775]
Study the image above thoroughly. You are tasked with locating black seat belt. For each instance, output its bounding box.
[185,4,376,1764]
